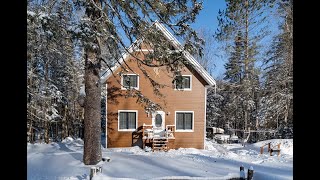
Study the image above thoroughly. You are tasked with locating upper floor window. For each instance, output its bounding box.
[122,74,139,90]
[175,75,192,90]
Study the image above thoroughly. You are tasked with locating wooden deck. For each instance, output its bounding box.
[142,124,175,151]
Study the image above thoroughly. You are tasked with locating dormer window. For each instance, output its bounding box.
[175,75,192,91]
[122,74,139,90]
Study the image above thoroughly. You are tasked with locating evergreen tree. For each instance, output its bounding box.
[28,0,204,164]
[224,31,244,84]
[27,0,83,143]
[261,0,293,138]
[206,81,225,128]
[70,0,204,165]
[214,0,274,133]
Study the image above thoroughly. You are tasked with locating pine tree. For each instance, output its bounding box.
[215,0,274,132]
[27,0,83,143]
[224,31,244,84]
[206,81,225,128]
[69,0,205,165]
[261,0,293,138]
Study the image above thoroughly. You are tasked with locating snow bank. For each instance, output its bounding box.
[61,136,74,143]
[252,139,293,156]
[28,139,292,180]
[107,146,145,154]
[204,139,219,152]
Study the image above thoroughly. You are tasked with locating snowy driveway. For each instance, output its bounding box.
[27,138,293,180]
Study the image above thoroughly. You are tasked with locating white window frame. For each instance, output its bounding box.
[175,111,194,132]
[174,75,192,91]
[121,74,139,90]
[118,110,138,132]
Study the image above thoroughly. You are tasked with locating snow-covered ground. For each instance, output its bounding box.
[27,138,293,180]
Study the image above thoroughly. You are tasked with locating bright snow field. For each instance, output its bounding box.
[27,138,293,180]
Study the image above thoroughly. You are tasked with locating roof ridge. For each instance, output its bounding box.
[101,20,216,87]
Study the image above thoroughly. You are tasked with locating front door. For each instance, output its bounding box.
[152,111,165,130]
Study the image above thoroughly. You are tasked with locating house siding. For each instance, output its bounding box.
[106,51,207,149]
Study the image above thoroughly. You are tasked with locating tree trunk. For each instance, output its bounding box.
[243,0,249,131]
[62,105,68,139]
[28,117,33,143]
[44,62,50,144]
[284,102,288,123]
[83,50,102,165]
[82,0,103,165]
[244,0,249,80]
[44,121,50,144]
[244,109,248,130]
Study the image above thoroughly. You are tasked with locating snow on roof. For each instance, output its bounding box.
[100,20,216,87]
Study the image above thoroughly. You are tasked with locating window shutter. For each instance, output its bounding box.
[128,112,136,129]
[184,113,192,129]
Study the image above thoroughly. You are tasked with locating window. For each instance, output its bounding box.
[122,74,139,89]
[175,111,194,131]
[175,75,191,90]
[118,110,137,131]
[155,114,162,128]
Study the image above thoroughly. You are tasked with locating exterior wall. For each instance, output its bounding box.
[106,51,208,149]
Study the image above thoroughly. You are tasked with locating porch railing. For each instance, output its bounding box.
[142,124,175,139]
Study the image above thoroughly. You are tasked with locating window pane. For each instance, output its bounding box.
[176,82,182,89]
[175,76,183,89]
[128,112,136,129]
[155,114,162,127]
[123,75,130,87]
[184,113,192,129]
[176,113,184,129]
[130,75,137,87]
[183,76,190,88]
[119,112,127,129]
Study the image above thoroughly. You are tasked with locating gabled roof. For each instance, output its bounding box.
[101,21,216,87]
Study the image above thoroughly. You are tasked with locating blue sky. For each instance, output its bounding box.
[190,0,280,79]
[116,0,279,80]
[191,0,226,30]
[191,0,227,79]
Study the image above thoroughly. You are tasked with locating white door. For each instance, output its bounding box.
[152,111,165,130]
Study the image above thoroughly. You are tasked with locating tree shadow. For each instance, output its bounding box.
[57,143,83,162]
[132,126,143,148]
[107,84,123,105]
[76,174,88,180]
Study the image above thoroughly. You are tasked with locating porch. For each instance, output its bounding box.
[142,124,175,151]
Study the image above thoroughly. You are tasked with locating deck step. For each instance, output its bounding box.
[152,137,169,151]
[153,141,168,143]
[153,143,167,146]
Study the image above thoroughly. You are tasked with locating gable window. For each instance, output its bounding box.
[175,111,194,132]
[175,75,192,90]
[122,74,139,90]
[118,110,137,131]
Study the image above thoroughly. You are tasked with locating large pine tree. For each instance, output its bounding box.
[27,0,83,143]
[260,0,293,137]
[215,0,274,132]
[70,0,205,165]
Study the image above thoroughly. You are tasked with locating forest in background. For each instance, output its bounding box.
[27,0,292,144]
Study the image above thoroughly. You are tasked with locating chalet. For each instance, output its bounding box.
[101,21,216,151]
